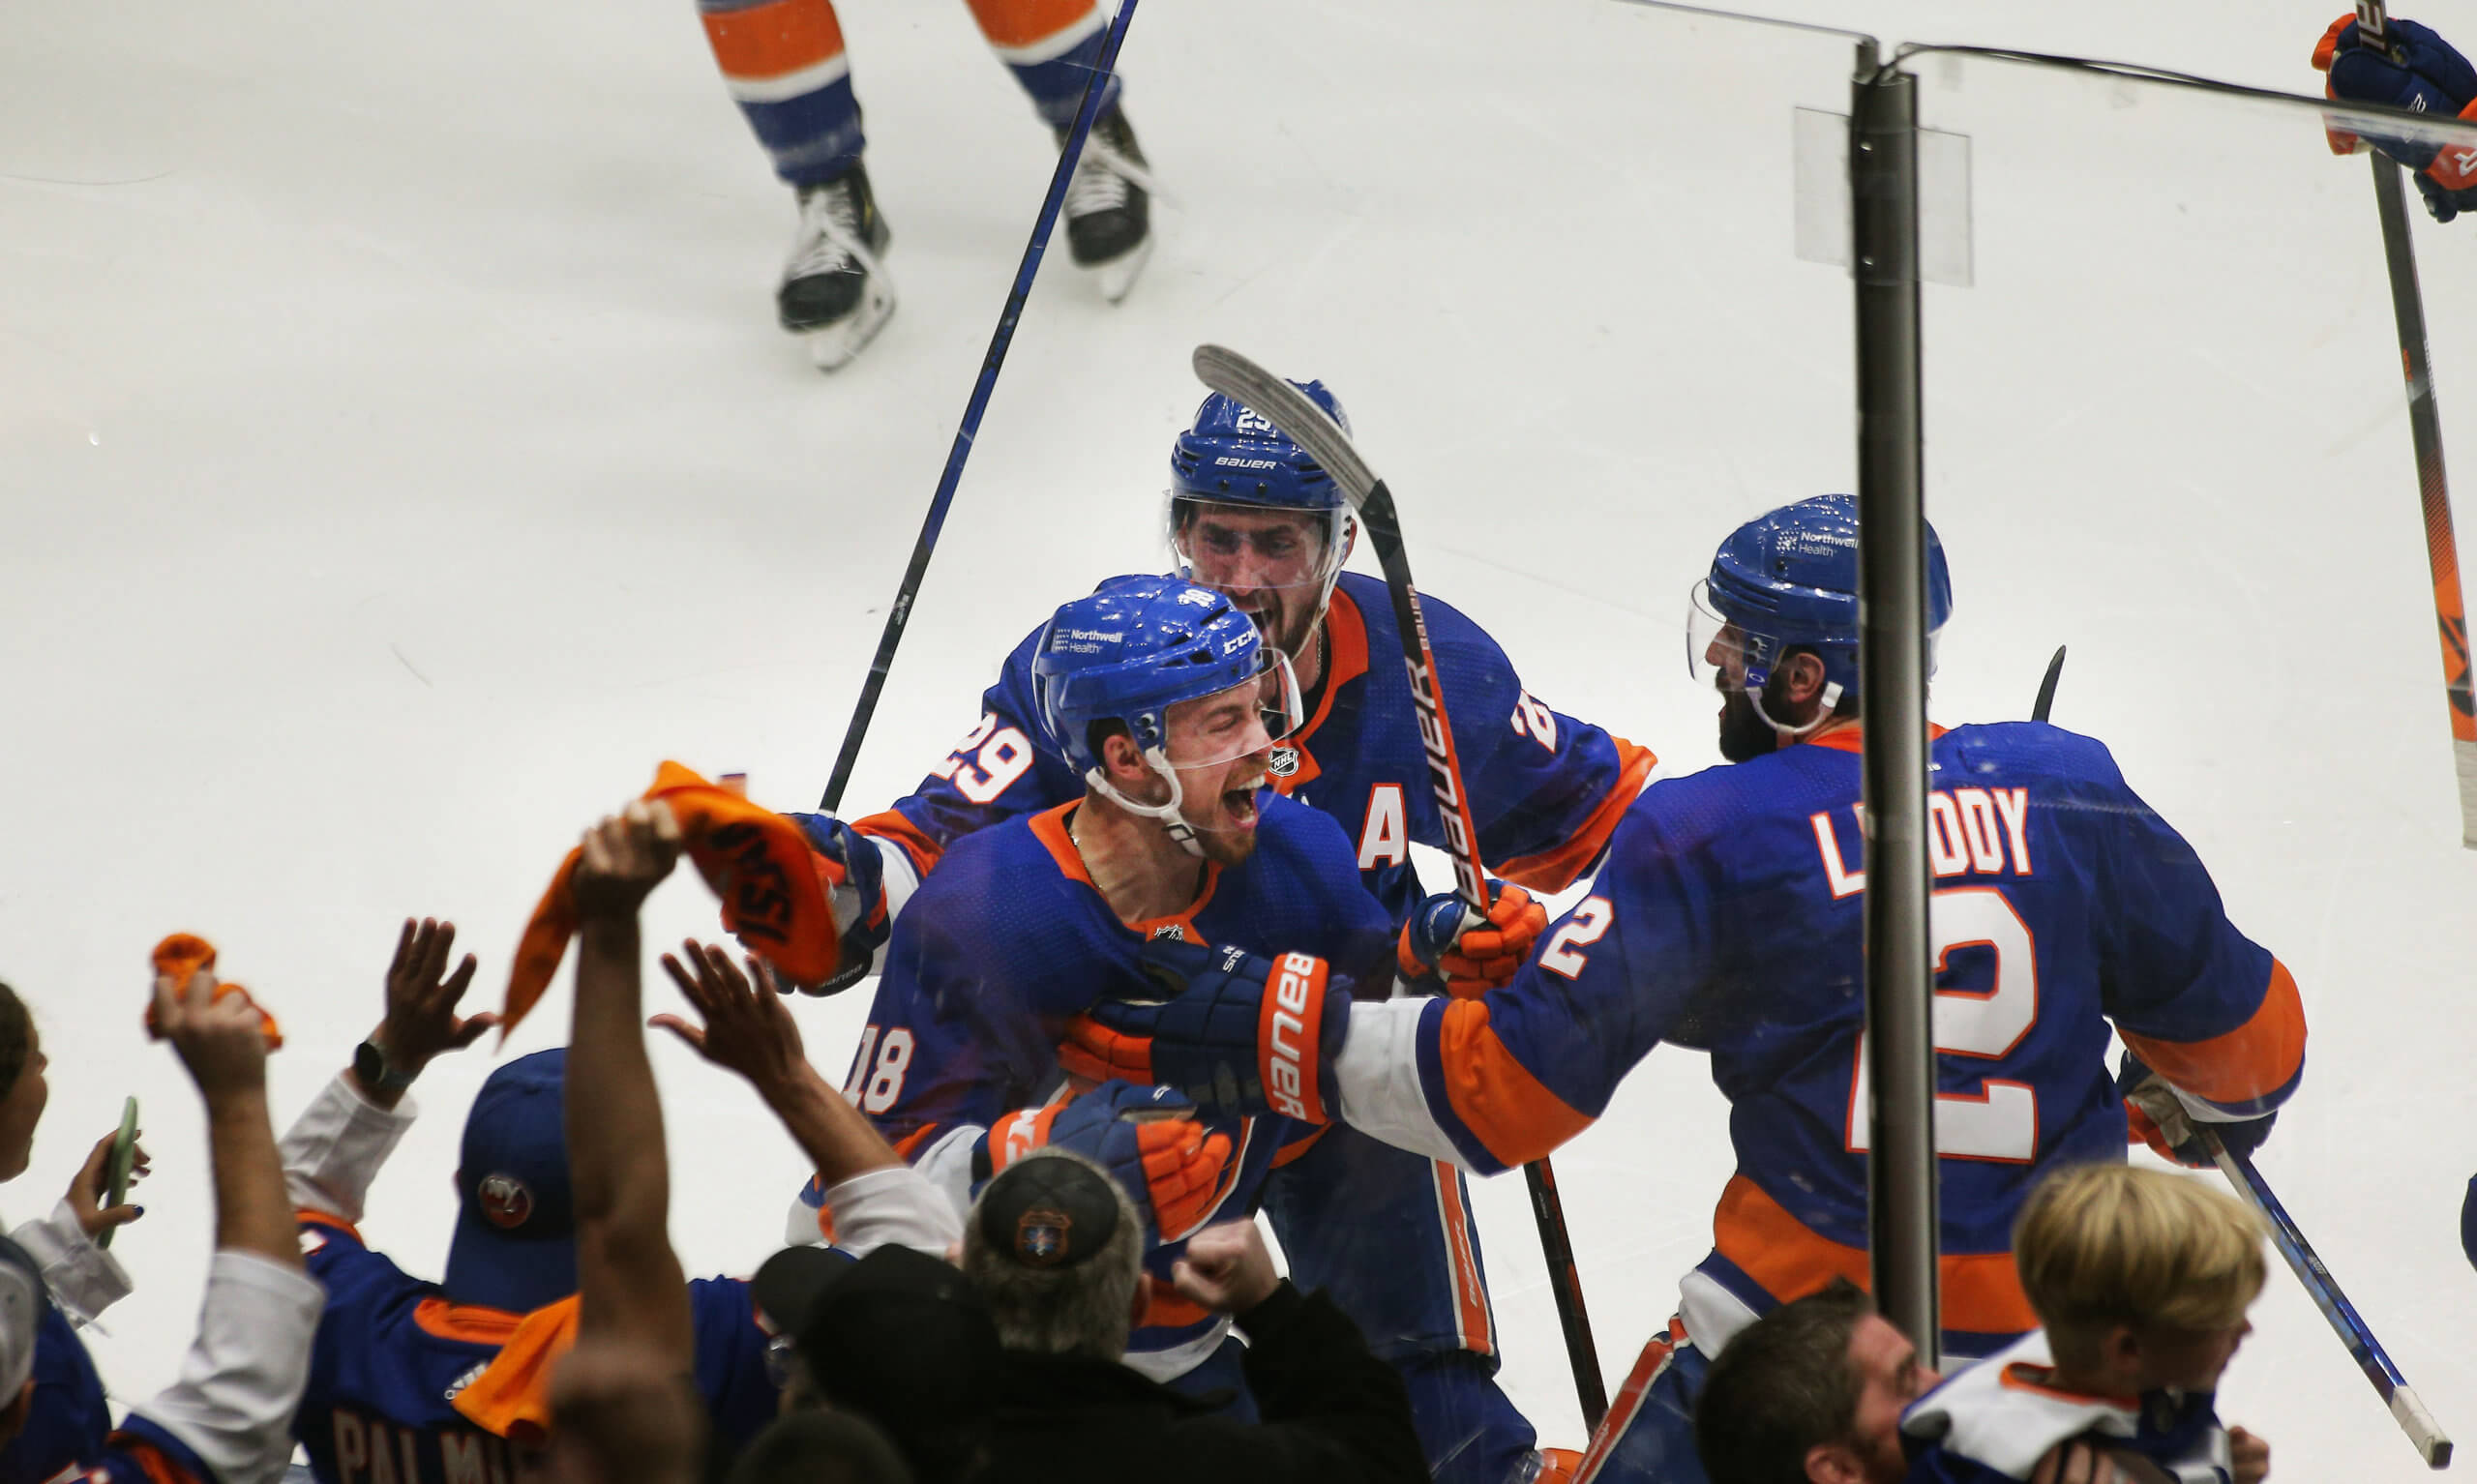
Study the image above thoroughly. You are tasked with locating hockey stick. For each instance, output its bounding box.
[2367,154,2477,847]
[818,1,1139,813]
[2206,1130,2454,1468]
[2346,0,2477,846]
[2129,1082,2453,1467]
[1191,343,1611,1430]
[2030,645,2067,725]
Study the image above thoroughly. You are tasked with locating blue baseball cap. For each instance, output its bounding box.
[444,1049,577,1314]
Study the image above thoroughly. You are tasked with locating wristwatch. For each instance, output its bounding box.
[353,1038,418,1094]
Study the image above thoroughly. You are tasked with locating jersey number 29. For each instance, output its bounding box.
[1844,887,2039,1164]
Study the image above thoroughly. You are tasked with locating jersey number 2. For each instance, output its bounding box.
[1845,887,2040,1164]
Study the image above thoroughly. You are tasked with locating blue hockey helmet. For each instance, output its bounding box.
[1167,381,1356,637]
[1033,575,1302,854]
[1687,493,1954,727]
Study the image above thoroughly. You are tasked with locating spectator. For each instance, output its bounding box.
[536,799,709,1484]
[0,974,156,1484]
[281,896,956,1484]
[955,1149,1430,1484]
[749,1243,999,1483]
[1690,1281,1937,1484]
[0,961,323,1484]
[1901,1164,2273,1484]
[723,1411,911,1484]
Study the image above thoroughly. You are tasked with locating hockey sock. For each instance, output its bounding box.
[964,0,1122,129]
[701,0,865,189]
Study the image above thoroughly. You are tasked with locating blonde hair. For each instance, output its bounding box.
[2014,1162,2267,1370]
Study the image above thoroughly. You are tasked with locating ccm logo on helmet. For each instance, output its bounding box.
[1262,953,1325,1122]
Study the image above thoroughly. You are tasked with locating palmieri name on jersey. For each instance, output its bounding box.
[1810,787,2034,899]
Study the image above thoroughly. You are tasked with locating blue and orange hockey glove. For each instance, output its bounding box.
[2314,14,2477,221]
[786,812,890,996]
[2117,1053,2278,1169]
[975,1082,1237,1242]
[1398,883,1549,999]
[1059,940,1348,1125]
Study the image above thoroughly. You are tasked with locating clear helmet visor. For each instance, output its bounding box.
[1156,647,1303,773]
[1686,578,1790,696]
[1166,496,1351,660]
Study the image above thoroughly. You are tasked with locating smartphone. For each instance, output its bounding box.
[99,1097,138,1251]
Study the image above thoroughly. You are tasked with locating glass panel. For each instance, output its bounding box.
[1917,46,2477,1477]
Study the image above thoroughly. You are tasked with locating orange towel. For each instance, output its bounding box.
[499,761,841,1040]
[447,1294,581,1444]
[146,935,284,1050]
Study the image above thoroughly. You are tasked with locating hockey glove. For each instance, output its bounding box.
[2314,15,2477,222]
[1397,883,1549,999]
[2117,1053,2277,1169]
[1059,940,1348,1125]
[786,813,891,996]
[976,1082,1235,1243]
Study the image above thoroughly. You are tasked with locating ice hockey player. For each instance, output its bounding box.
[696,0,1150,367]
[1065,494,2308,1484]
[2313,13,2477,222]
[1900,1163,2274,1484]
[831,575,1567,1469]
[796,383,1655,1483]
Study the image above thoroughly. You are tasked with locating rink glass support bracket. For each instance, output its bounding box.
[1848,42,1943,1369]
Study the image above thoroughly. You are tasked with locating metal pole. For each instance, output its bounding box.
[1850,46,1941,1367]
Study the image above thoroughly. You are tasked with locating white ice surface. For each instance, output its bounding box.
[5,0,2474,1476]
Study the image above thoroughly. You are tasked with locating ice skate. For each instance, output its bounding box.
[778,163,894,371]
[1057,105,1152,303]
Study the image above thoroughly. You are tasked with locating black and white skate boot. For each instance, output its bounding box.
[778,163,895,371]
[1056,105,1152,303]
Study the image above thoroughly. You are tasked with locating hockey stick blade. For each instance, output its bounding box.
[1194,345,1379,505]
[2032,645,2067,724]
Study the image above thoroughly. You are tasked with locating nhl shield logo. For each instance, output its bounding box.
[1268,746,1299,778]
[1150,923,1187,943]
[1014,1205,1073,1267]
[478,1173,534,1231]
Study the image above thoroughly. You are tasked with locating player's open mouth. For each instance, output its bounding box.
[1222,785,1262,826]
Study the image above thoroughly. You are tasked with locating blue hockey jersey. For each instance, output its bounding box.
[1332,723,2307,1356]
[846,791,1397,1359]
[292,1215,777,1484]
[0,1302,109,1484]
[854,572,1656,919]
[63,1419,227,1484]
[1901,1331,2234,1484]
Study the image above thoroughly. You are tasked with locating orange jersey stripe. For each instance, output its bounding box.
[963,0,1098,51]
[449,1296,582,1441]
[701,0,846,81]
[1433,999,1594,1169]
[1713,1174,2041,1337]
[853,807,943,880]
[1494,737,1658,894]
[2117,958,2306,1111]
[413,1296,527,1346]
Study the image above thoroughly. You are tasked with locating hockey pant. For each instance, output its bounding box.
[696,0,1124,188]
[1570,1320,1708,1484]
[1260,1125,1540,1484]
